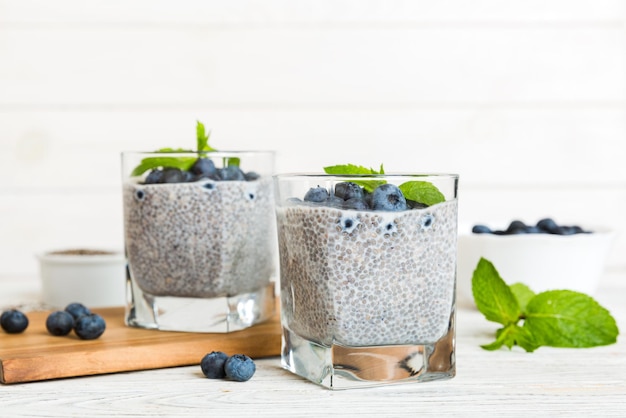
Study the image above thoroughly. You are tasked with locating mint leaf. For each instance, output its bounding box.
[130,121,219,177]
[324,164,382,175]
[509,283,535,314]
[130,156,197,177]
[524,290,619,348]
[482,324,538,352]
[472,258,521,326]
[323,164,386,192]
[196,120,217,152]
[398,181,445,206]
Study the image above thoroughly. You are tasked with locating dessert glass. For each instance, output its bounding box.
[274,173,458,389]
[121,151,276,332]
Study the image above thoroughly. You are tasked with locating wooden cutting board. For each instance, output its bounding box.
[0,305,281,384]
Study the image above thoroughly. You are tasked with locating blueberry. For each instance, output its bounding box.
[46,310,75,336]
[325,195,344,208]
[334,182,364,201]
[304,186,329,203]
[472,224,492,234]
[536,218,559,234]
[244,171,260,181]
[343,197,369,210]
[74,313,106,340]
[202,181,216,190]
[65,302,91,321]
[371,184,407,211]
[339,215,360,233]
[219,166,246,181]
[144,169,163,184]
[200,351,229,379]
[421,214,434,229]
[1,309,29,334]
[224,354,256,382]
[162,168,185,184]
[407,199,429,209]
[134,189,146,201]
[506,220,528,234]
[191,158,217,177]
[182,170,195,182]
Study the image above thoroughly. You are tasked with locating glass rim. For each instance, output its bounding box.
[121,150,275,157]
[273,172,459,180]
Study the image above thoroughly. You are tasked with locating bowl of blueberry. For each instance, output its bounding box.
[456,218,615,308]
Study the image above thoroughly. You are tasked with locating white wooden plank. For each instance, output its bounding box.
[0,26,623,105]
[1,109,624,189]
[1,0,624,24]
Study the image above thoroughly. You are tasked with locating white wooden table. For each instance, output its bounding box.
[1,272,625,417]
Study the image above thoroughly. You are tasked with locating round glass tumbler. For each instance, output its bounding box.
[121,151,277,332]
[274,173,459,389]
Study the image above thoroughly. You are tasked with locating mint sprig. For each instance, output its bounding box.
[323,163,445,206]
[131,121,218,177]
[472,258,619,352]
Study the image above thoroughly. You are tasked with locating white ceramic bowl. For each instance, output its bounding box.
[38,249,127,308]
[456,226,615,308]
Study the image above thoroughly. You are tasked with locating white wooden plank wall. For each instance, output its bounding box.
[1,1,625,277]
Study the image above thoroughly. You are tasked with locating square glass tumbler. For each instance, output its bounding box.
[273,173,458,388]
[121,150,277,332]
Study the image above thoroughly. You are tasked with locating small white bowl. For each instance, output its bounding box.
[37,249,127,308]
[456,226,615,308]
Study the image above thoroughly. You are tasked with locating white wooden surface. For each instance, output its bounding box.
[0,1,625,278]
[1,271,625,417]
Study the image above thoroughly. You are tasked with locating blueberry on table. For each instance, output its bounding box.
[65,302,91,320]
[1,309,29,333]
[200,351,229,379]
[224,354,256,382]
[506,220,528,234]
[304,186,330,203]
[371,184,408,211]
[74,313,106,340]
[46,310,75,336]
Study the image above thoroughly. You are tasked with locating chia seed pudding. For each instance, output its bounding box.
[276,199,457,347]
[123,177,275,298]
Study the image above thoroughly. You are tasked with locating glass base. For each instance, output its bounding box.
[281,315,455,389]
[125,278,276,333]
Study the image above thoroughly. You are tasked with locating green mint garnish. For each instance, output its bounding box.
[323,163,445,205]
[323,164,386,193]
[131,121,217,177]
[472,258,619,352]
[398,181,445,206]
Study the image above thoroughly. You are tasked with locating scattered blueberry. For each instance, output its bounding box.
[536,218,559,234]
[334,182,364,201]
[371,184,408,211]
[74,313,106,340]
[46,310,75,336]
[65,302,91,320]
[200,351,229,379]
[1,309,29,334]
[304,186,330,203]
[506,220,528,234]
[224,354,256,382]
